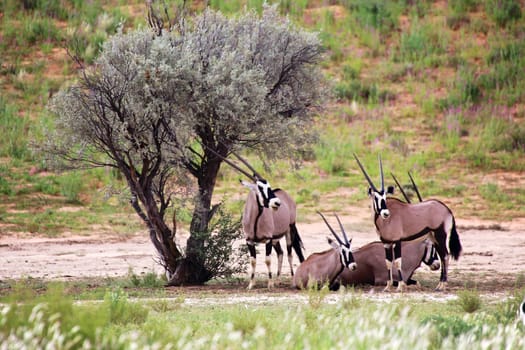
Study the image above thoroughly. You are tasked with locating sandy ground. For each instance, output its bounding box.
[1,205,525,296]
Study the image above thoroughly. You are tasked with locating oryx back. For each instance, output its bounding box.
[293,249,340,289]
[375,198,454,242]
[340,239,438,286]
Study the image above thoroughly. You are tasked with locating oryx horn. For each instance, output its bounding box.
[231,151,263,180]
[391,172,411,203]
[334,213,351,244]
[378,154,385,192]
[317,211,343,245]
[199,143,256,181]
[408,171,423,202]
[353,153,378,192]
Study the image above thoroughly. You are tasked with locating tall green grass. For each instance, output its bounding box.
[0,98,29,160]
[1,286,525,349]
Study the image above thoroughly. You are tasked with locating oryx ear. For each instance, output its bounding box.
[327,237,338,249]
[386,185,395,194]
[240,180,257,190]
[367,187,373,196]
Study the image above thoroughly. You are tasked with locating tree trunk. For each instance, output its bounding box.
[167,153,221,286]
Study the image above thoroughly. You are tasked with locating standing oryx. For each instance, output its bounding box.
[212,149,305,289]
[353,154,462,291]
[294,212,356,291]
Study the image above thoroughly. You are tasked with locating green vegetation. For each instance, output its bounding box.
[1,1,523,347]
[0,282,524,349]
[0,0,523,236]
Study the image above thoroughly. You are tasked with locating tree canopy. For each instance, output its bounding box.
[47,5,326,285]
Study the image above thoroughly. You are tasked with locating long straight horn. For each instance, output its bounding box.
[334,213,350,244]
[408,171,423,202]
[391,173,411,203]
[231,151,263,180]
[317,211,343,245]
[353,154,378,192]
[200,144,255,181]
[378,154,385,192]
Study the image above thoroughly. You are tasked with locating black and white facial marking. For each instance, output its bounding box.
[256,179,281,210]
[423,240,441,271]
[328,237,357,271]
[368,186,394,219]
[340,241,357,271]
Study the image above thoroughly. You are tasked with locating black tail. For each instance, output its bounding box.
[449,218,462,260]
[290,223,305,262]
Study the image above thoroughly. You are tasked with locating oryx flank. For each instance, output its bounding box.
[339,238,440,287]
[213,150,304,289]
[294,212,356,291]
[353,154,462,291]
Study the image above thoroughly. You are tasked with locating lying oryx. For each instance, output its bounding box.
[293,212,356,291]
[211,149,305,289]
[339,238,440,287]
[354,154,462,291]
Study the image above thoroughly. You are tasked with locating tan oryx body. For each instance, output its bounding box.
[339,239,440,287]
[354,154,462,291]
[294,212,356,291]
[207,146,305,289]
[241,183,304,289]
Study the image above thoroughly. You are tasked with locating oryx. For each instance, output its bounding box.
[353,154,462,291]
[293,212,356,291]
[212,149,305,289]
[339,238,440,287]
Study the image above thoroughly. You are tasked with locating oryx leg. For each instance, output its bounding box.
[285,231,295,277]
[273,240,284,279]
[394,241,406,292]
[384,243,394,292]
[247,241,257,290]
[265,241,274,289]
[433,230,449,291]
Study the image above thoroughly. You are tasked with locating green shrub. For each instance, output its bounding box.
[21,0,70,20]
[395,18,448,66]
[104,288,148,325]
[344,0,402,36]
[485,0,522,27]
[457,289,482,313]
[21,14,61,45]
[441,66,482,108]
[59,171,83,203]
[0,98,29,159]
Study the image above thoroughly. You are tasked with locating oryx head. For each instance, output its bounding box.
[206,144,281,210]
[241,177,281,210]
[423,239,440,271]
[318,212,357,271]
[354,154,394,220]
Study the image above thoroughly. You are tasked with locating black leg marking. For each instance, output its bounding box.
[274,241,284,256]
[385,245,393,262]
[434,230,449,282]
[266,241,273,256]
[248,244,256,259]
[290,223,305,262]
[394,240,404,283]
[394,241,402,259]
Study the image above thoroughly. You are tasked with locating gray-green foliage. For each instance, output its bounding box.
[48,4,324,170]
[46,4,324,282]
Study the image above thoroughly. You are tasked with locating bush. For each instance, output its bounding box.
[190,207,248,280]
[457,289,482,313]
[485,0,522,27]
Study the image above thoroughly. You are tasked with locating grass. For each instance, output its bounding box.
[1,279,525,349]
